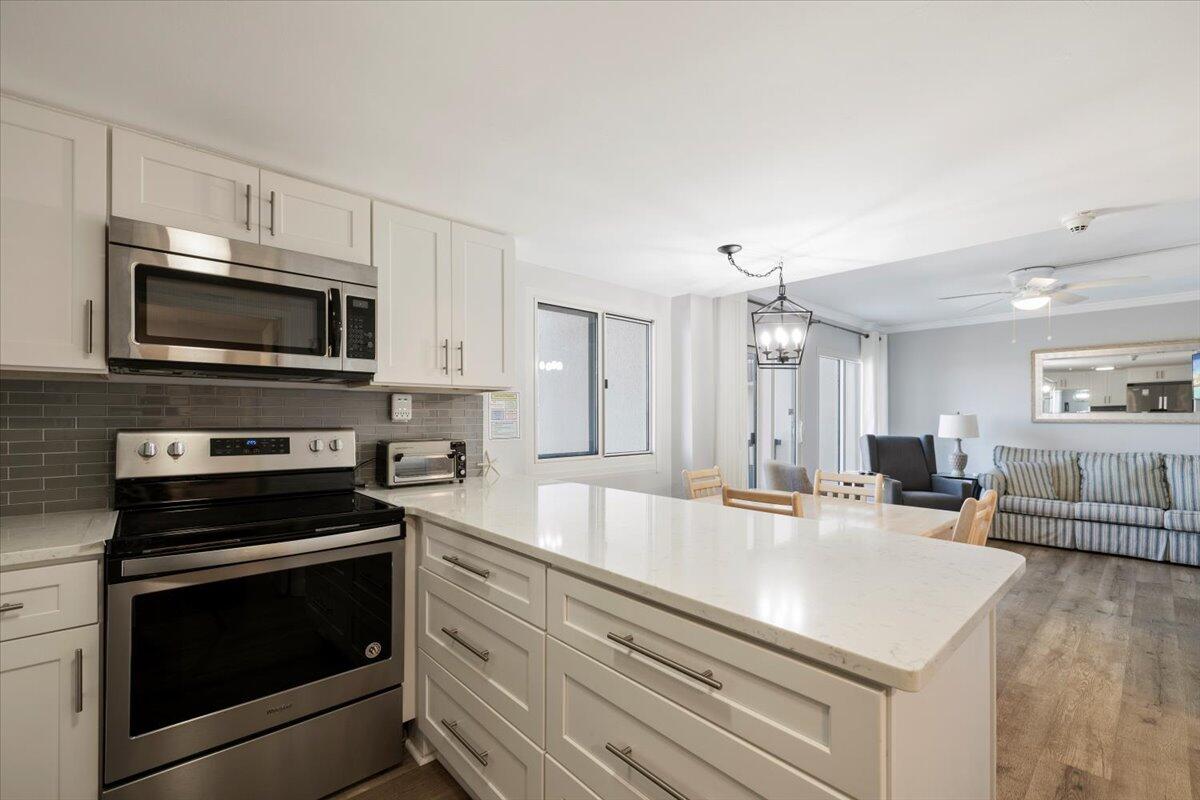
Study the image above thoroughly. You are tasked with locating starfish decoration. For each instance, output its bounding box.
[477,450,501,480]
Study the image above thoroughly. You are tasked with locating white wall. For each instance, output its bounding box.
[888,301,1200,471]
[486,261,674,495]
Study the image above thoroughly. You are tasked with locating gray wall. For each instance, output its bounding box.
[0,375,483,516]
[887,301,1200,472]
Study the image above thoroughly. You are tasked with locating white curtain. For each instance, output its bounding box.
[714,293,750,489]
[860,332,889,436]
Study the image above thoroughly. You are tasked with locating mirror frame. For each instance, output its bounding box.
[1031,338,1200,424]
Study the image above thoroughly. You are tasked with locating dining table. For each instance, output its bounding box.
[693,490,961,539]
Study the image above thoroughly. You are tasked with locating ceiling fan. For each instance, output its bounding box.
[938,261,1151,313]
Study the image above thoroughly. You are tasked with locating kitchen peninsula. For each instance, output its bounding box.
[365,476,1026,800]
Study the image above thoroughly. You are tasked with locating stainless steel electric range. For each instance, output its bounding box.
[102,428,405,800]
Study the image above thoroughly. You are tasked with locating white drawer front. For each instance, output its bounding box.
[419,567,545,744]
[420,522,545,627]
[547,569,883,799]
[546,639,848,800]
[0,561,98,642]
[418,651,542,800]
[545,754,601,800]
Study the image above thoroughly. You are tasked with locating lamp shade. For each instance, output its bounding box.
[937,413,979,439]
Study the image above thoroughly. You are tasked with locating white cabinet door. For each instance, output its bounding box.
[111,128,259,242]
[260,171,371,264]
[0,625,99,800]
[372,203,453,385]
[451,223,515,388]
[0,98,107,372]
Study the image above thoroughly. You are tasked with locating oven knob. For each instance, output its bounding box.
[138,441,158,458]
[167,441,186,458]
[309,439,325,453]
[329,438,343,452]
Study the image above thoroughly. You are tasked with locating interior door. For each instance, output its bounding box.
[450,222,515,388]
[260,170,371,264]
[111,128,259,242]
[372,202,452,385]
[1,97,107,372]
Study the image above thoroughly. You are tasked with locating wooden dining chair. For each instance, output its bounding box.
[952,489,998,546]
[812,470,885,504]
[682,466,723,499]
[721,486,804,517]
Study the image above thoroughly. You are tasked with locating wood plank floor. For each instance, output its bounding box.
[330,542,1199,800]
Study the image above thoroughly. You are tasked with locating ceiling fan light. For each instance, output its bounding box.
[1012,295,1051,311]
[1094,365,1114,371]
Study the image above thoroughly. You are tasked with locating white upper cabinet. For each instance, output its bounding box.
[260,170,371,264]
[451,223,515,389]
[372,202,453,386]
[1,97,107,373]
[111,128,259,242]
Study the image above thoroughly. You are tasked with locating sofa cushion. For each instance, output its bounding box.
[1164,509,1200,534]
[1164,454,1200,511]
[900,490,964,512]
[1074,501,1164,528]
[999,495,1074,519]
[998,461,1057,499]
[1079,452,1169,509]
[994,446,1080,502]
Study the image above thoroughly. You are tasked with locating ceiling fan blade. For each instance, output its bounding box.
[1048,291,1087,305]
[1054,243,1198,271]
[966,297,1008,313]
[937,290,1010,300]
[1058,276,1149,291]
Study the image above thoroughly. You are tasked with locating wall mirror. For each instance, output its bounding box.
[1032,339,1200,424]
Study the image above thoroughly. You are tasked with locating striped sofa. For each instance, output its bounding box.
[979,446,1200,565]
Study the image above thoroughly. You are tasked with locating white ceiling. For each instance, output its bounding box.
[771,199,1200,329]
[2,1,1198,297]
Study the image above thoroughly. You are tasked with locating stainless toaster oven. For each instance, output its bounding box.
[376,440,466,487]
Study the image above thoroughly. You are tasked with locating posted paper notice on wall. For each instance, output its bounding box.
[488,392,520,440]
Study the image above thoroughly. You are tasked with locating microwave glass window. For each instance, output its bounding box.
[135,265,327,355]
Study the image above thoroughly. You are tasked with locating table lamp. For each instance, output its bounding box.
[937,412,979,477]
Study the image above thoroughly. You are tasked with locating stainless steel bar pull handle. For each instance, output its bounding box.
[85,299,94,355]
[441,554,490,579]
[268,190,276,236]
[606,632,723,690]
[441,626,490,661]
[442,719,488,766]
[73,648,83,713]
[0,602,25,613]
[245,183,252,231]
[457,341,465,375]
[605,743,690,800]
[442,338,450,375]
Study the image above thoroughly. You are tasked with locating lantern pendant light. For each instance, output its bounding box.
[719,244,813,369]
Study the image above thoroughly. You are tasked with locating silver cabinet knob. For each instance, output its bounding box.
[329,438,343,452]
[138,441,158,458]
[309,439,325,453]
[167,441,186,458]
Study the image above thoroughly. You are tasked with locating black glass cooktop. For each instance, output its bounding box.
[110,492,404,559]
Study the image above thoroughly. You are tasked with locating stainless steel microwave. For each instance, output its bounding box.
[107,217,376,382]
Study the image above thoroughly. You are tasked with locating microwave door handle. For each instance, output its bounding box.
[328,288,342,358]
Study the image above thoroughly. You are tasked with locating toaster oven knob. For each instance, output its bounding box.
[309,438,325,453]
[167,441,186,458]
[138,441,158,458]
[329,438,343,452]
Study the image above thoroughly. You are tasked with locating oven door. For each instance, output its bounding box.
[108,244,344,372]
[104,534,403,785]
[387,449,459,486]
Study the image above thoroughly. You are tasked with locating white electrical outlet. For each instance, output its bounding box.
[390,393,413,422]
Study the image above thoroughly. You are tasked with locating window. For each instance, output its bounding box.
[536,302,653,460]
[818,356,861,471]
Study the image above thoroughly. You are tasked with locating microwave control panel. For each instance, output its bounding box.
[346,296,376,360]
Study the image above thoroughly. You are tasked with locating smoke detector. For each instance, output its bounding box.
[1060,211,1096,233]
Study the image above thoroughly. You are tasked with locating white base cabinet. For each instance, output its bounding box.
[0,624,99,800]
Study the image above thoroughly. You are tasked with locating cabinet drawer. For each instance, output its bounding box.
[547,639,847,800]
[547,570,883,799]
[0,561,98,642]
[545,754,601,800]
[418,652,542,800]
[419,568,544,744]
[420,523,545,627]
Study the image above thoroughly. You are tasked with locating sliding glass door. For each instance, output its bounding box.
[818,356,862,472]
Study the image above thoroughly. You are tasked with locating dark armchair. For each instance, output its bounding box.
[859,434,972,511]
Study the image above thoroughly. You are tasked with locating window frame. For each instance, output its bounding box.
[534,299,655,463]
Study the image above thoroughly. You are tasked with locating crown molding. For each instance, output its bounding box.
[879,290,1200,335]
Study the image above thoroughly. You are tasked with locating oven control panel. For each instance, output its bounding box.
[116,429,356,479]
[345,296,375,360]
[210,437,290,457]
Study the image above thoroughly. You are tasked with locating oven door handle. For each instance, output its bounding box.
[328,288,342,358]
[118,523,401,578]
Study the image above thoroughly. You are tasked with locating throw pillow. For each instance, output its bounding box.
[1079,452,1170,509]
[999,461,1057,499]
[1164,454,1200,511]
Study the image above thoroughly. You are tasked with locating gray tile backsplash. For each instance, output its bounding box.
[0,375,483,516]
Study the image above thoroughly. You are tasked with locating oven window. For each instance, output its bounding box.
[135,265,327,355]
[127,552,391,736]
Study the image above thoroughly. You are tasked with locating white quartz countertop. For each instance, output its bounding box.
[364,476,1025,691]
[0,509,118,569]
